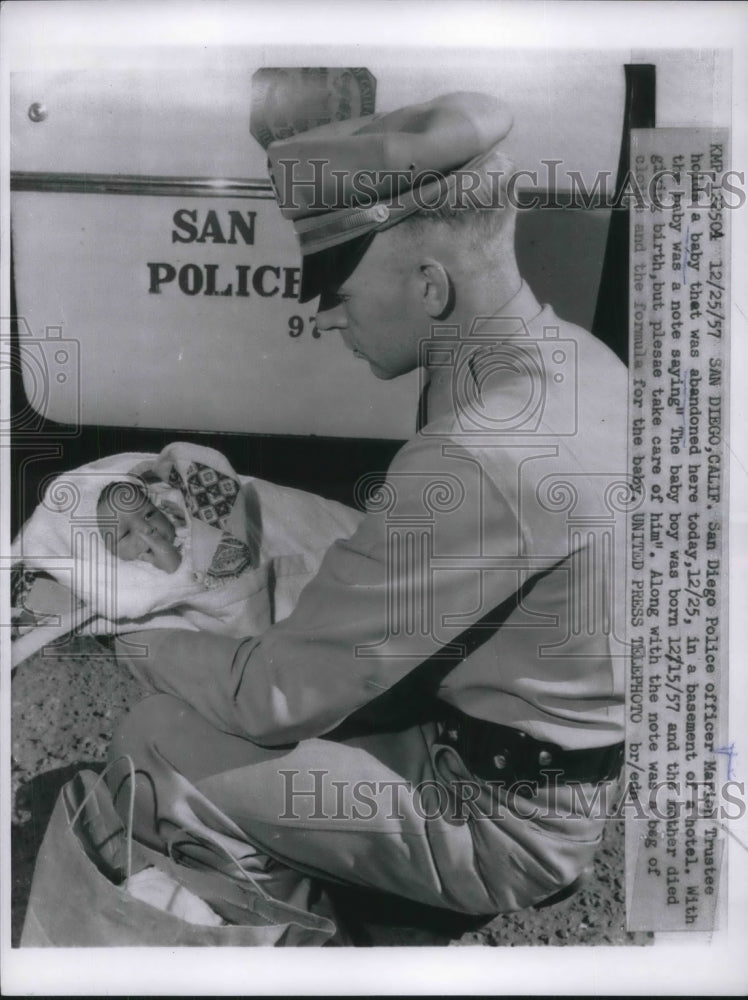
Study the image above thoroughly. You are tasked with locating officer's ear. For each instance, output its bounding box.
[417,258,453,319]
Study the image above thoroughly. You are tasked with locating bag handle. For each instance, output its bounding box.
[165,830,272,903]
[68,755,137,885]
[162,832,337,935]
[68,757,271,903]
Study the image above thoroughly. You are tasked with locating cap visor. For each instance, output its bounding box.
[299,232,376,304]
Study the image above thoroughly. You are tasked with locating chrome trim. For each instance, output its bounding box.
[10,174,610,209]
[10,172,276,199]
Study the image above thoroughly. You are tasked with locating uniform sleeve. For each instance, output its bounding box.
[138,434,530,744]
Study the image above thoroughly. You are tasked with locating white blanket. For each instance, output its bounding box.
[11,443,363,667]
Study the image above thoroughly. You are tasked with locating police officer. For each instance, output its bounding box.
[109,92,628,920]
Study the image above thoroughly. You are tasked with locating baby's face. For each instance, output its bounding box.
[98,486,181,573]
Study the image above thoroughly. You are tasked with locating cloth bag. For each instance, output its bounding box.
[20,763,338,947]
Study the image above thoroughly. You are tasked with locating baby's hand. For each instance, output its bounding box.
[136,530,182,574]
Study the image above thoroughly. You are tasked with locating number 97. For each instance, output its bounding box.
[288,316,320,338]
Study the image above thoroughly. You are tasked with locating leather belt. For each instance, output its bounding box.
[438,706,624,787]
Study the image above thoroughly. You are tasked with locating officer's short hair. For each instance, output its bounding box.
[393,148,517,247]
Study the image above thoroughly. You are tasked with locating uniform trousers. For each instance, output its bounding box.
[108,666,616,916]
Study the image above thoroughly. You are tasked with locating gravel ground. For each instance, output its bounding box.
[10,636,652,949]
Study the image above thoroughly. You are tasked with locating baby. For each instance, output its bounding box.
[97,480,184,574]
[12,441,364,665]
[13,444,273,640]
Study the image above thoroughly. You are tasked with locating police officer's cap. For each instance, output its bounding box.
[267,92,512,302]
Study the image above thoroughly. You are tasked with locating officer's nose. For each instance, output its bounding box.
[315,291,347,333]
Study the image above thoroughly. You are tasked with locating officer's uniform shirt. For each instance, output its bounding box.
[142,283,629,752]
